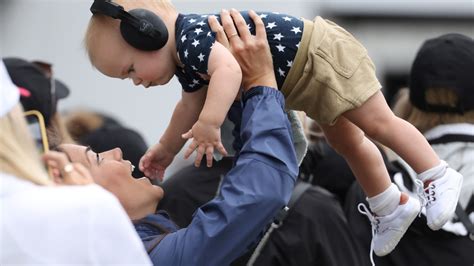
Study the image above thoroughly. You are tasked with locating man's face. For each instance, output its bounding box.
[60,144,163,219]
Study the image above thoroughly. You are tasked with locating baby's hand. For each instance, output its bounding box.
[139,142,175,180]
[182,120,228,167]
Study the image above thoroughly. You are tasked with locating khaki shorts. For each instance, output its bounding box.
[281,17,381,125]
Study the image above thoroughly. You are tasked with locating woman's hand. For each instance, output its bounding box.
[209,9,277,91]
[43,151,94,185]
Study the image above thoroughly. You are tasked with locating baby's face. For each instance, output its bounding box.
[91,28,177,88]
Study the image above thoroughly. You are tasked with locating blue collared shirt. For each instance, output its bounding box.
[136,87,298,265]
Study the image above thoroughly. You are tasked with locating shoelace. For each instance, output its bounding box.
[415,179,436,213]
[358,203,378,266]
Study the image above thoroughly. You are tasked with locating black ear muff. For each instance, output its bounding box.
[90,1,169,51]
[120,9,169,51]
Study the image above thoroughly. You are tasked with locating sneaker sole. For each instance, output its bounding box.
[427,174,463,230]
[375,199,421,257]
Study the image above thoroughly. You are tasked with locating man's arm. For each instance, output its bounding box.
[151,86,298,266]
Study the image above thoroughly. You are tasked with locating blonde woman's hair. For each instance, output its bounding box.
[84,0,176,65]
[393,88,474,133]
[0,104,51,185]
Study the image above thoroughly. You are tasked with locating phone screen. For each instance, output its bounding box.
[24,110,49,154]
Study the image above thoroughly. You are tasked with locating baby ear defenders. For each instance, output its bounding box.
[90,0,169,51]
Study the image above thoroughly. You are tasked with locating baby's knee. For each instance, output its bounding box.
[325,130,365,156]
[362,113,398,140]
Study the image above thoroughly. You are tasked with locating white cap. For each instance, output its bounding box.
[0,60,19,117]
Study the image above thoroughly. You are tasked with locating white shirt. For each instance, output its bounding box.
[0,172,152,265]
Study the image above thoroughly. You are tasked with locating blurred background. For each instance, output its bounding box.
[1,0,473,176]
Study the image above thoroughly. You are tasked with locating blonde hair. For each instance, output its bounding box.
[84,0,176,65]
[393,88,474,133]
[0,105,51,185]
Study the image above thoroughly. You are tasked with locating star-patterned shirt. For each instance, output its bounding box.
[175,11,304,92]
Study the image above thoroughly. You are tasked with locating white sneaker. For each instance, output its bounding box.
[358,196,421,264]
[418,168,463,230]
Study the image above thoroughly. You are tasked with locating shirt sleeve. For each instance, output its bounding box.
[176,15,216,92]
[150,87,298,266]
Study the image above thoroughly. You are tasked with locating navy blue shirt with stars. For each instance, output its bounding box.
[175,11,304,92]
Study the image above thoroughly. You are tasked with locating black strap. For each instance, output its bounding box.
[288,181,312,207]
[428,134,474,145]
[246,181,312,265]
[274,181,312,225]
[455,203,474,241]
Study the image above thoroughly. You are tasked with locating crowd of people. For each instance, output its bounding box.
[1,0,473,265]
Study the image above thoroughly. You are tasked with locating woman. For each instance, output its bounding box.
[0,61,151,265]
[49,10,298,266]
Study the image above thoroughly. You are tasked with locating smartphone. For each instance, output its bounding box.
[24,110,54,178]
[24,110,50,154]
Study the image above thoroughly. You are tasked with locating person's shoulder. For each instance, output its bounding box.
[12,183,121,218]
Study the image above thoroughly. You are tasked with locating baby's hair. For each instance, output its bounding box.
[84,13,119,67]
[83,0,176,66]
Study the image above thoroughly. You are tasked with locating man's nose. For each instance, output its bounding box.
[112,148,123,160]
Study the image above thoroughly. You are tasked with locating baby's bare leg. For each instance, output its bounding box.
[344,91,439,173]
[321,117,391,197]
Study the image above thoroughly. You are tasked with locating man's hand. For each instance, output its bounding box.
[208,9,277,91]
[139,142,175,180]
[182,119,228,167]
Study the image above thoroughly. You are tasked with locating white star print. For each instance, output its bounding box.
[197,21,206,26]
[273,33,284,41]
[247,24,252,30]
[184,49,189,58]
[266,22,277,29]
[259,13,268,19]
[287,60,293,68]
[192,39,200,47]
[194,28,203,35]
[198,53,205,62]
[201,15,208,18]
[283,16,292,21]
[278,68,285,77]
[193,79,200,84]
[276,44,286,52]
[207,31,212,37]
[291,27,301,34]
[296,42,300,48]
[191,65,198,71]
[181,35,187,43]
[188,18,197,23]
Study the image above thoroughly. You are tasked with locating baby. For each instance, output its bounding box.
[84,0,463,261]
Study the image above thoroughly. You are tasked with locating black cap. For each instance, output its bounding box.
[3,57,70,125]
[409,33,474,113]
